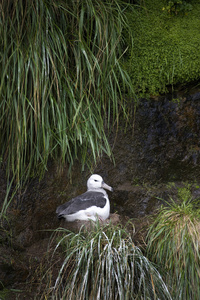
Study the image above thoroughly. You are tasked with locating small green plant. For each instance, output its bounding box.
[39,223,172,299]
[0,283,21,300]
[0,288,10,300]
[146,191,200,299]
[176,183,192,202]
[162,1,193,15]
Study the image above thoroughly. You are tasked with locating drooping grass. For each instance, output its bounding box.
[38,223,172,300]
[0,0,135,186]
[146,189,200,299]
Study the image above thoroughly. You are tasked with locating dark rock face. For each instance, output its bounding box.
[97,93,200,224]
[106,94,200,185]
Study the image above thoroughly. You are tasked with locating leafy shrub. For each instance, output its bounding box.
[163,1,193,15]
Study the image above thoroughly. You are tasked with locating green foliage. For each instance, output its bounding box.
[39,223,172,299]
[0,0,135,185]
[125,0,200,96]
[146,188,200,299]
[0,288,10,300]
[0,289,22,299]
[163,1,193,15]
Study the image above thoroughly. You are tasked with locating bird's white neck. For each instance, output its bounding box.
[87,188,107,195]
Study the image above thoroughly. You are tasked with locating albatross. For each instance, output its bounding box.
[56,174,113,222]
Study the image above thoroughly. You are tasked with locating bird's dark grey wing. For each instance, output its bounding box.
[56,191,107,218]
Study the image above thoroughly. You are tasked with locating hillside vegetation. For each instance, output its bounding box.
[0,0,134,185]
[126,0,200,96]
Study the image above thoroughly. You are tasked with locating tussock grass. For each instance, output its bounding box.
[146,192,200,300]
[38,223,171,299]
[0,0,134,186]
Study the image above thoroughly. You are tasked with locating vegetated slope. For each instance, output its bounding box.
[126,0,200,96]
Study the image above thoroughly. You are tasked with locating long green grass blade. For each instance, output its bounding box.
[0,0,135,194]
[38,223,172,299]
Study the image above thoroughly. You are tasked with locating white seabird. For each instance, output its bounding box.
[56,174,113,222]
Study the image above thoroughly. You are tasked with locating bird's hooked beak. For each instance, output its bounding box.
[102,181,113,192]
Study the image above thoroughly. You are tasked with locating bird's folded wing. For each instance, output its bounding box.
[56,191,106,216]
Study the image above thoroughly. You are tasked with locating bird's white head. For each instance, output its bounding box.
[87,174,113,192]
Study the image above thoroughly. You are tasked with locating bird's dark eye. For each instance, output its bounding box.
[94,179,98,182]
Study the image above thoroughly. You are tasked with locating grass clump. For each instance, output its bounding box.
[0,0,135,186]
[146,187,200,299]
[39,223,172,299]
